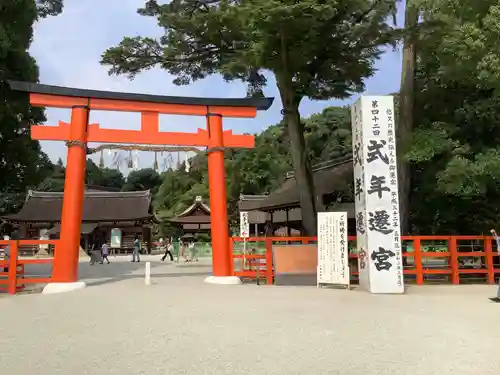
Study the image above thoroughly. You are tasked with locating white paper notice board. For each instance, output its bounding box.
[317,212,350,287]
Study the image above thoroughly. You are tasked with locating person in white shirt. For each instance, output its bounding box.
[188,241,198,262]
[101,243,110,264]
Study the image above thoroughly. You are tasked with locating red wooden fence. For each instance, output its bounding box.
[230,235,500,285]
[0,240,55,294]
[1,236,498,294]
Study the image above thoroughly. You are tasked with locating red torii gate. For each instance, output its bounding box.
[9,81,273,291]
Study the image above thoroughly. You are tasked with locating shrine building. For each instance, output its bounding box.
[240,156,356,236]
[2,186,156,255]
[168,196,212,240]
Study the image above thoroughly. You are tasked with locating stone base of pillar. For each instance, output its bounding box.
[204,276,242,285]
[42,281,87,295]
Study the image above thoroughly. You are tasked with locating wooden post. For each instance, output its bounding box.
[485,236,495,284]
[207,114,231,277]
[228,236,234,275]
[7,240,19,295]
[413,237,424,285]
[449,236,460,285]
[265,238,273,285]
[52,106,89,283]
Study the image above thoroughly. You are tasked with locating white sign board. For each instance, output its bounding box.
[351,96,404,294]
[110,228,122,248]
[317,212,350,287]
[240,211,249,238]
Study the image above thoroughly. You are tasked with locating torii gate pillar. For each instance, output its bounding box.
[206,114,231,277]
[9,81,273,292]
[52,106,89,284]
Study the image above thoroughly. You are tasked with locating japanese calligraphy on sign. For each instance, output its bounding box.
[317,212,350,287]
[350,96,404,294]
[240,211,249,238]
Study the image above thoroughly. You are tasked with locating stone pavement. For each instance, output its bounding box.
[0,256,499,375]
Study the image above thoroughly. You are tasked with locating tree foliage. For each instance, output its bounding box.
[0,0,57,214]
[85,159,125,190]
[405,0,500,234]
[122,168,161,194]
[38,159,126,192]
[36,0,64,19]
[101,0,401,235]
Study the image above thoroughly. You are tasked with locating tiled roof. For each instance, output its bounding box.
[4,190,153,222]
[169,215,212,224]
[169,197,211,224]
[247,156,353,211]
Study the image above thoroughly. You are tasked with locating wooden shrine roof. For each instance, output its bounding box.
[168,197,212,224]
[246,156,353,212]
[3,190,154,223]
[238,195,269,224]
[169,215,212,224]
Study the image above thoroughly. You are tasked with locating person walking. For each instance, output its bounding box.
[132,234,141,262]
[489,228,500,302]
[179,240,189,263]
[188,241,198,262]
[101,242,110,264]
[160,238,174,262]
[89,242,102,265]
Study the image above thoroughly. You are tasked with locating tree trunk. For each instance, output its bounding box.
[277,85,318,235]
[398,2,419,235]
[277,26,318,236]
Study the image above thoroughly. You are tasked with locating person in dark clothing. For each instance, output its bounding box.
[160,238,174,262]
[132,234,141,262]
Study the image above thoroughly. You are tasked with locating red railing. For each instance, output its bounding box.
[0,240,56,294]
[230,235,500,286]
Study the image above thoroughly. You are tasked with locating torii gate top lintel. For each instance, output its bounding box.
[8,80,273,117]
[9,81,274,148]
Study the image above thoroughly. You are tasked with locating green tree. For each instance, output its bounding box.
[37,159,125,192]
[85,159,125,189]
[36,0,64,18]
[406,0,500,234]
[99,168,126,190]
[37,158,66,192]
[0,0,57,213]
[122,168,161,193]
[101,0,400,235]
[303,106,352,163]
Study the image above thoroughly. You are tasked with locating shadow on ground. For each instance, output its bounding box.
[85,271,211,287]
[9,256,213,291]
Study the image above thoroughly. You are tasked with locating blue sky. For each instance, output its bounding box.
[30,0,404,172]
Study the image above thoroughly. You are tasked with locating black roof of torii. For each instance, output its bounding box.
[8,81,274,111]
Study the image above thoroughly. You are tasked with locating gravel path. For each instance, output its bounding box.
[1,256,499,375]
